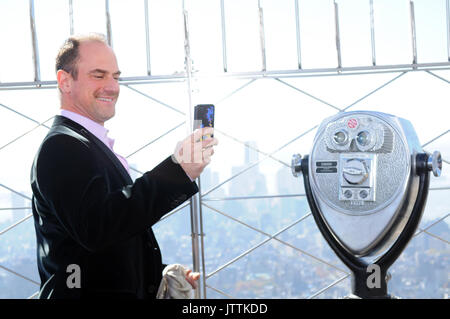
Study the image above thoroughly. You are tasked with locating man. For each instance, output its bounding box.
[30,33,218,298]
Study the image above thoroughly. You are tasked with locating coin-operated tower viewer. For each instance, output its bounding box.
[291,111,442,298]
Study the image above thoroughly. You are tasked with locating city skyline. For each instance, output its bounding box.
[1,140,447,299]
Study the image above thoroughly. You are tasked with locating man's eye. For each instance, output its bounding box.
[94,75,103,79]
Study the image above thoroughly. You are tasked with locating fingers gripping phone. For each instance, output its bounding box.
[194,104,215,139]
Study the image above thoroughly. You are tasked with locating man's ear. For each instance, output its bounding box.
[57,69,72,94]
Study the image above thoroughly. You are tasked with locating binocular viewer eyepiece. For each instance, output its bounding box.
[292,111,442,298]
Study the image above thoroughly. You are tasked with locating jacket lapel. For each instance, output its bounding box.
[52,116,133,185]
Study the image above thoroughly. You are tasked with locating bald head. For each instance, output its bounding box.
[55,33,109,80]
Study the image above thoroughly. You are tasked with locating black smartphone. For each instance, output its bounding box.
[194,104,215,139]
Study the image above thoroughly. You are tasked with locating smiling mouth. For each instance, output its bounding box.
[97,97,114,102]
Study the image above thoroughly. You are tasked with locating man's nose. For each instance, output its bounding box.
[104,77,120,95]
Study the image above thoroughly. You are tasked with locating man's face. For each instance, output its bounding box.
[67,41,120,125]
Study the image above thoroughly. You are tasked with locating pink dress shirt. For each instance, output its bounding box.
[60,110,130,174]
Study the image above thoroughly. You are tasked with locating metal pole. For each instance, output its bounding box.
[69,0,74,35]
[258,0,267,71]
[144,0,152,75]
[29,0,41,83]
[294,0,302,69]
[189,192,202,299]
[220,0,228,72]
[370,0,376,66]
[1,62,449,91]
[410,1,417,65]
[105,0,113,47]
[197,179,207,298]
[446,0,450,61]
[334,0,342,70]
[183,3,202,299]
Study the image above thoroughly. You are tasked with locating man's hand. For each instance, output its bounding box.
[185,269,201,289]
[173,127,219,180]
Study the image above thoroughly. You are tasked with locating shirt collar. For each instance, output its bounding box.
[60,109,114,149]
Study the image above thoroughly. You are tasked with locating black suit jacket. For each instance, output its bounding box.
[30,115,198,299]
